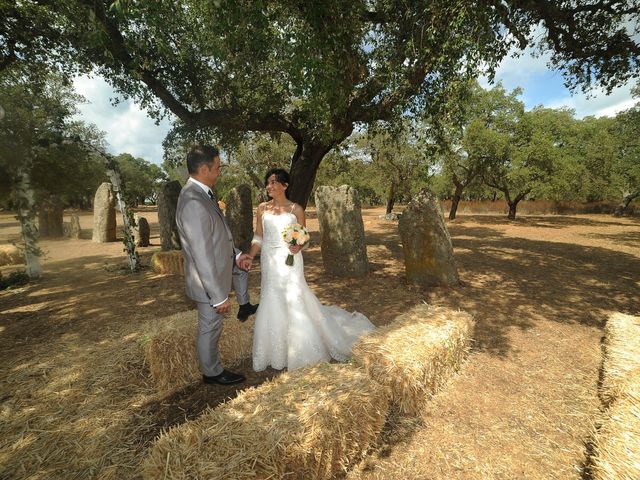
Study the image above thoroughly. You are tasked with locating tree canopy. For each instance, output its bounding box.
[0,67,106,208]
[3,0,638,206]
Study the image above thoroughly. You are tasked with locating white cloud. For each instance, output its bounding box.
[481,26,637,119]
[546,83,637,118]
[73,75,173,165]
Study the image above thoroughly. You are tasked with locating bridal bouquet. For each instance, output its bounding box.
[282,223,310,266]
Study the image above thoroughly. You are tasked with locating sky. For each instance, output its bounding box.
[73,48,637,167]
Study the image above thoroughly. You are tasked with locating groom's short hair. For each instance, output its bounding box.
[187,145,219,174]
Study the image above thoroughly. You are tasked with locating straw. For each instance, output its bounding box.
[352,303,474,415]
[142,362,389,479]
[141,310,254,392]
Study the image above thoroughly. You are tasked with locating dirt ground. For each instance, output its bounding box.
[0,206,638,479]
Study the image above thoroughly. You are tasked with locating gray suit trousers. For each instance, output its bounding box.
[196,263,250,376]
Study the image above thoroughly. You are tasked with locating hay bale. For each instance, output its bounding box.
[142,362,389,480]
[600,312,640,406]
[589,312,640,479]
[150,250,184,275]
[592,392,640,480]
[352,303,474,415]
[142,310,254,392]
[0,245,23,266]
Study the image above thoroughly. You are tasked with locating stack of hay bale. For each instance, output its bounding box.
[142,311,255,392]
[590,312,640,480]
[142,363,389,480]
[142,303,475,478]
[150,250,184,275]
[352,303,474,415]
[0,245,22,267]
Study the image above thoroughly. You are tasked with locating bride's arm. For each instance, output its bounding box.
[290,203,308,254]
[247,203,265,260]
[293,203,305,227]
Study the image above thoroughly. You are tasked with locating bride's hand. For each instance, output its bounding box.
[289,244,302,254]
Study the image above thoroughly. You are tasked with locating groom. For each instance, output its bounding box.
[176,145,257,385]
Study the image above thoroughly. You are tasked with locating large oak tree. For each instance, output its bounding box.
[3,0,638,206]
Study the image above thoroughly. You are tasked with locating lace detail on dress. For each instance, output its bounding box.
[252,212,374,371]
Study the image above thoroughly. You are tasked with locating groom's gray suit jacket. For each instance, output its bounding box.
[176,181,236,306]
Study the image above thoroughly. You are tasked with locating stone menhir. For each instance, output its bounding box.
[224,184,253,252]
[157,180,182,251]
[38,196,64,238]
[69,213,81,239]
[92,182,117,243]
[314,185,369,277]
[398,189,459,287]
[134,214,151,247]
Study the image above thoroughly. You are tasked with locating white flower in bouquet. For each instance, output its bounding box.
[281,223,310,266]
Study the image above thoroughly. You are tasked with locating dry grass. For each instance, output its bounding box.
[352,303,474,415]
[0,325,158,479]
[2,209,639,479]
[142,310,255,392]
[142,362,389,480]
[150,250,184,275]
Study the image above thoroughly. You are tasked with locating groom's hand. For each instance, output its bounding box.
[236,253,253,271]
[215,299,232,314]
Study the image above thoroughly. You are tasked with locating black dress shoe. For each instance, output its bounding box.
[237,302,259,322]
[203,370,246,385]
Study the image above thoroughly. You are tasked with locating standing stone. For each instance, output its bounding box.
[225,184,253,252]
[157,180,182,251]
[38,196,64,238]
[398,189,459,287]
[133,214,150,247]
[92,183,117,242]
[69,214,81,239]
[314,185,369,277]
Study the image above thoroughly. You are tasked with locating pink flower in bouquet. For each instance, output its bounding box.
[282,223,310,266]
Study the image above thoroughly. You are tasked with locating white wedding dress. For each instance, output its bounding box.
[253,211,375,371]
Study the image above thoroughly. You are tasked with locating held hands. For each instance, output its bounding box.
[214,299,232,315]
[288,244,303,254]
[236,253,254,271]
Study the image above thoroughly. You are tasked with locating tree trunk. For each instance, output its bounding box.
[288,142,333,208]
[386,182,397,214]
[613,190,639,217]
[15,160,43,279]
[247,171,269,203]
[106,166,139,272]
[449,183,464,220]
[507,201,517,220]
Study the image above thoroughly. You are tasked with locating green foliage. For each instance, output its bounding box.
[114,153,167,205]
[0,66,108,208]
[611,102,640,197]
[7,0,637,206]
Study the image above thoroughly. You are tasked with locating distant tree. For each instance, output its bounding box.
[354,123,432,213]
[483,107,574,219]
[0,67,104,277]
[435,82,524,219]
[5,0,637,207]
[114,153,167,205]
[314,145,384,207]
[611,93,640,215]
[538,115,618,203]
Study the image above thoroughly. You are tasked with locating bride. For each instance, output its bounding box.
[245,168,374,371]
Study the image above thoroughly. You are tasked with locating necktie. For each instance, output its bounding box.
[207,190,215,202]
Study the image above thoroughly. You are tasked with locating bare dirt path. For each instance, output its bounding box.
[1,208,638,479]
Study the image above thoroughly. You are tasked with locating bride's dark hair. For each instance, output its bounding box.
[264,168,290,198]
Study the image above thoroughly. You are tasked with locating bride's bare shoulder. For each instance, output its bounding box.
[257,201,271,212]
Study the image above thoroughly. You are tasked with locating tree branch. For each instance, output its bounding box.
[84,0,303,140]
